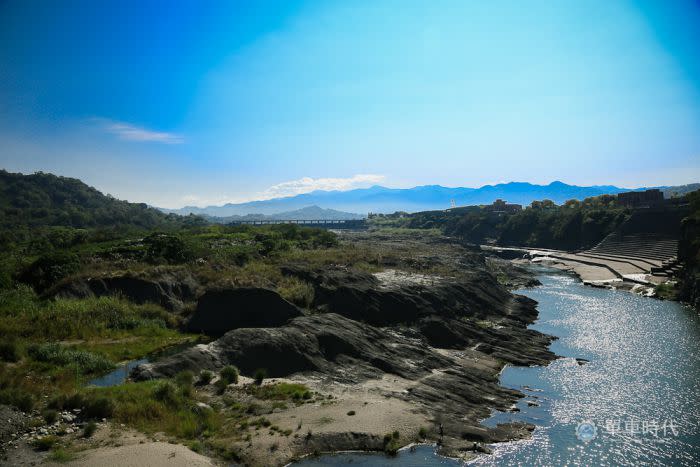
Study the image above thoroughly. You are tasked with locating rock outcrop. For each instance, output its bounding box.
[133,231,558,461]
[50,272,199,312]
[186,287,303,336]
[281,265,529,326]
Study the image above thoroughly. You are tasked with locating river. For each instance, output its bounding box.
[294,268,700,466]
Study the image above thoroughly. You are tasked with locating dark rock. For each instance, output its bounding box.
[135,260,557,453]
[186,288,303,336]
[49,272,198,312]
[136,313,452,380]
[282,265,533,327]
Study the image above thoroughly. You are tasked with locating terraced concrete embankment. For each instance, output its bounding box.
[485,207,687,287]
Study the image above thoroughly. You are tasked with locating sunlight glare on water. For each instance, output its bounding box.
[296,270,700,466]
[475,270,700,466]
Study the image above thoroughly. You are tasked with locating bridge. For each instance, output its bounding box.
[226,219,367,229]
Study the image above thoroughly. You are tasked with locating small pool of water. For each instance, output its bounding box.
[87,358,149,387]
[86,341,199,387]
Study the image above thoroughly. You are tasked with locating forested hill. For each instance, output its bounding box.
[0,170,200,230]
[0,170,206,255]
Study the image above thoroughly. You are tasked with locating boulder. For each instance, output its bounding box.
[50,273,198,312]
[136,313,452,380]
[186,288,302,336]
[282,265,522,326]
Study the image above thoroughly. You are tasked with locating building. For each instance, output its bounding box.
[483,199,522,213]
[617,189,664,208]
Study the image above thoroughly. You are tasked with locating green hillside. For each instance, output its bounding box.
[0,170,205,251]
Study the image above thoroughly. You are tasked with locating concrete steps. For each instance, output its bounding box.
[589,232,678,263]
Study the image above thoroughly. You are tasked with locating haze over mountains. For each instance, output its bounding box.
[162,181,700,218]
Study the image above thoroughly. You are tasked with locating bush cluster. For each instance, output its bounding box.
[27,343,114,374]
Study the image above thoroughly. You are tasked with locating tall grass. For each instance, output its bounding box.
[27,343,114,374]
[0,286,176,340]
[87,381,220,438]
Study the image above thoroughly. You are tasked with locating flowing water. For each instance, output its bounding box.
[294,269,700,466]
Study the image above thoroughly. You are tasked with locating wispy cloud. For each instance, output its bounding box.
[95,118,184,144]
[262,174,385,198]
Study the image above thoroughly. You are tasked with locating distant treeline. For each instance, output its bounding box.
[678,190,700,308]
[404,194,629,250]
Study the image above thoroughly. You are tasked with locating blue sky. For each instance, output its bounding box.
[1,0,699,208]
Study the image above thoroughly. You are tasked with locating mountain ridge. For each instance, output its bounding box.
[162,181,698,217]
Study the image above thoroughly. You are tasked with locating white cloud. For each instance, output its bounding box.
[261,174,385,198]
[96,119,184,144]
[171,174,386,208]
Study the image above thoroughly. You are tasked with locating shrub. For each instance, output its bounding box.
[82,395,115,419]
[0,340,20,362]
[175,370,194,388]
[27,343,113,374]
[49,392,113,419]
[0,388,35,412]
[220,365,239,385]
[49,447,76,462]
[249,382,309,401]
[214,378,228,395]
[19,251,81,292]
[33,435,58,451]
[188,441,203,453]
[42,409,59,424]
[47,392,84,411]
[83,421,97,438]
[418,426,428,439]
[347,410,356,416]
[198,370,213,385]
[143,233,193,264]
[383,432,401,455]
[152,381,179,406]
[277,277,315,308]
[253,368,267,386]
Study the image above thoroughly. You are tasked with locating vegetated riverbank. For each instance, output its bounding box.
[376,189,700,311]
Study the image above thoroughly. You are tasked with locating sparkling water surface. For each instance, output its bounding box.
[296,269,700,466]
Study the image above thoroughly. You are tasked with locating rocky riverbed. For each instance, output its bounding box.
[130,230,557,465]
[1,230,557,466]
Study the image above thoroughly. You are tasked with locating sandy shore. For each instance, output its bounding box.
[54,442,216,467]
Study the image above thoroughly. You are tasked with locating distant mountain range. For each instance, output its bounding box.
[161,181,700,218]
[203,205,365,223]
